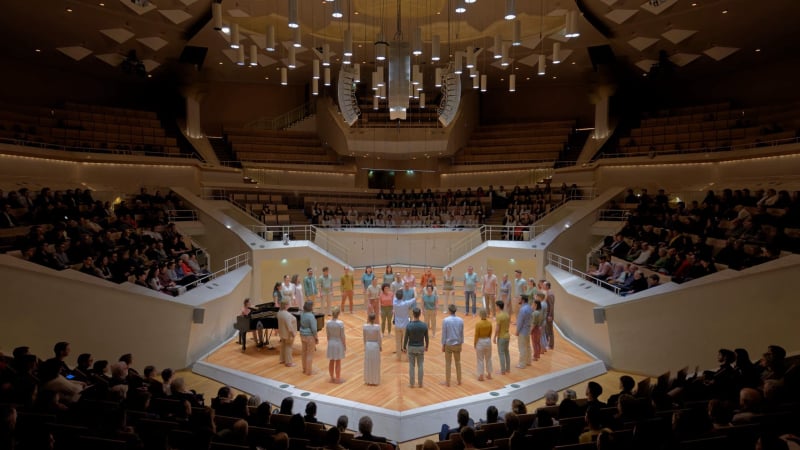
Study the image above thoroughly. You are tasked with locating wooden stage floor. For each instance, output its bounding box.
[202,309,598,412]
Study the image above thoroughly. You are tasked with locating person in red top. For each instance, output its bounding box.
[378,283,395,336]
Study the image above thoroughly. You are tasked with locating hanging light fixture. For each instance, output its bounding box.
[454,52,463,74]
[212,3,223,30]
[435,67,442,87]
[236,46,245,65]
[373,96,379,110]
[431,35,441,61]
[281,67,288,85]
[332,0,343,18]
[266,25,276,51]
[324,67,331,86]
[480,74,487,92]
[509,73,516,92]
[413,27,423,56]
[466,46,475,68]
[313,59,320,79]
[249,44,258,66]
[322,43,331,66]
[312,78,319,95]
[230,23,240,49]
[469,67,478,78]
[288,0,299,28]
[553,42,561,64]
[419,92,426,108]
[375,31,387,61]
[505,0,516,20]
[513,20,521,46]
[565,10,581,38]
[376,66,384,87]
[288,46,296,69]
[472,73,480,89]
[501,43,510,67]
[293,27,301,47]
[354,63,361,82]
[343,29,353,57]
[494,35,502,59]
[412,65,421,85]
[455,0,466,14]
[371,71,378,91]
[538,54,546,75]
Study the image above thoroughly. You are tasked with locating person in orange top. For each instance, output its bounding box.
[420,266,436,289]
[474,308,493,381]
[340,266,355,314]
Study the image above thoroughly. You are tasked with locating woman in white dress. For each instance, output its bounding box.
[362,312,382,386]
[291,274,304,309]
[281,275,295,307]
[326,306,346,384]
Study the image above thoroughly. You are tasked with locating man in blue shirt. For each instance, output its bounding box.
[463,266,479,316]
[441,304,465,386]
[515,295,532,368]
[303,267,318,303]
[393,290,416,362]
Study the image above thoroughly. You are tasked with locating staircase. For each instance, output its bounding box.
[285,114,317,132]
[208,137,240,168]
[557,130,592,167]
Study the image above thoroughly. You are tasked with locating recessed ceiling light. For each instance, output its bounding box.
[722,9,728,14]
[99,2,105,6]
[755,48,761,52]
[552,76,557,79]
[354,11,359,15]
[218,61,223,65]
[571,61,576,65]
[34,49,41,53]
[526,77,530,80]
[264,76,269,79]
[147,74,152,78]
[642,73,647,77]
[357,44,362,48]
[691,2,697,6]
[436,11,441,15]
[66,8,73,12]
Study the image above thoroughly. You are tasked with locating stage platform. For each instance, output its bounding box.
[193,310,605,442]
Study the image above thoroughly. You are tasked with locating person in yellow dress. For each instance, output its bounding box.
[474,308,493,381]
[340,266,355,314]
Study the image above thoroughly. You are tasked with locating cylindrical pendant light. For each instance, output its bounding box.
[538,54,546,75]
[509,74,516,92]
[288,46,296,68]
[472,73,480,89]
[413,27,423,56]
[494,35,502,59]
[230,23,240,49]
[501,43,510,66]
[469,67,478,78]
[505,0,516,20]
[553,42,562,64]
[312,59,320,79]
[466,46,475,68]
[412,65,420,85]
[373,96,379,110]
[322,43,330,66]
[455,0,466,14]
[281,67,288,85]
[454,52,462,74]
[266,25,276,51]
[249,44,258,66]
[292,27,301,47]
[354,63,361,82]
[435,68,442,87]
[212,3,223,30]
[324,67,331,86]
[431,35,441,61]
[332,0,343,18]
[288,0,299,28]
[513,20,521,46]
[371,71,378,90]
[343,29,353,57]
[312,79,319,95]
[375,31,387,61]
[376,66,384,87]
[566,10,581,38]
[480,74,487,92]
[419,92,426,108]
[409,82,414,98]
[379,85,386,100]
[236,46,245,65]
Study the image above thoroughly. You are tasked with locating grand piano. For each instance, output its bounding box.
[234,302,325,351]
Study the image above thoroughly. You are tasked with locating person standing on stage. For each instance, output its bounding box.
[441,304,464,386]
[326,307,346,384]
[299,301,319,375]
[366,277,381,317]
[420,266,436,290]
[422,284,438,337]
[499,273,511,310]
[363,312,382,386]
[474,308,493,381]
[531,295,545,361]
[463,266,479,316]
[482,267,498,318]
[442,266,455,311]
[402,280,417,312]
[281,275,295,307]
[403,307,429,388]
[512,269,526,319]
[494,300,511,375]
[361,266,375,307]
[277,299,297,367]
[303,267,318,303]
[393,290,416,362]
[291,274,304,308]
[382,265,395,286]
[317,267,334,315]
[515,295,532,368]
[378,283,394,336]
[340,266,355,314]
[542,281,556,350]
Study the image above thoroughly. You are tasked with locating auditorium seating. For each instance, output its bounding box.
[619,101,800,155]
[224,128,341,165]
[452,120,574,165]
[0,101,181,155]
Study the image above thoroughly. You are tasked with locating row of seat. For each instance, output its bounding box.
[620,130,797,154]
[64,101,160,120]
[235,151,339,164]
[452,151,561,164]
[639,101,800,128]
[460,144,563,155]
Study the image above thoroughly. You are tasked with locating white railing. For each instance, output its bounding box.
[250,225,350,262]
[182,251,249,291]
[597,209,630,221]
[447,224,547,261]
[548,251,621,295]
[166,209,198,222]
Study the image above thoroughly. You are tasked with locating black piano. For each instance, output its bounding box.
[234,303,325,351]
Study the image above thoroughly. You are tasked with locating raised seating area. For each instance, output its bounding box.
[357,104,441,128]
[224,129,340,165]
[0,102,181,155]
[619,101,800,155]
[453,120,573,165]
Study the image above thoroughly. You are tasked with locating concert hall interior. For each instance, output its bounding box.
[0,0,799,449]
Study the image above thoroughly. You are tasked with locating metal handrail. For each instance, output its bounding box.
[0,137,201,160]
[244,101,316,131]
[250,224,350,262]
[182,251,249,291]
[547,251,621,295]
[596,209,631,221]
[166,209,198,222]
[448,224,547,261]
